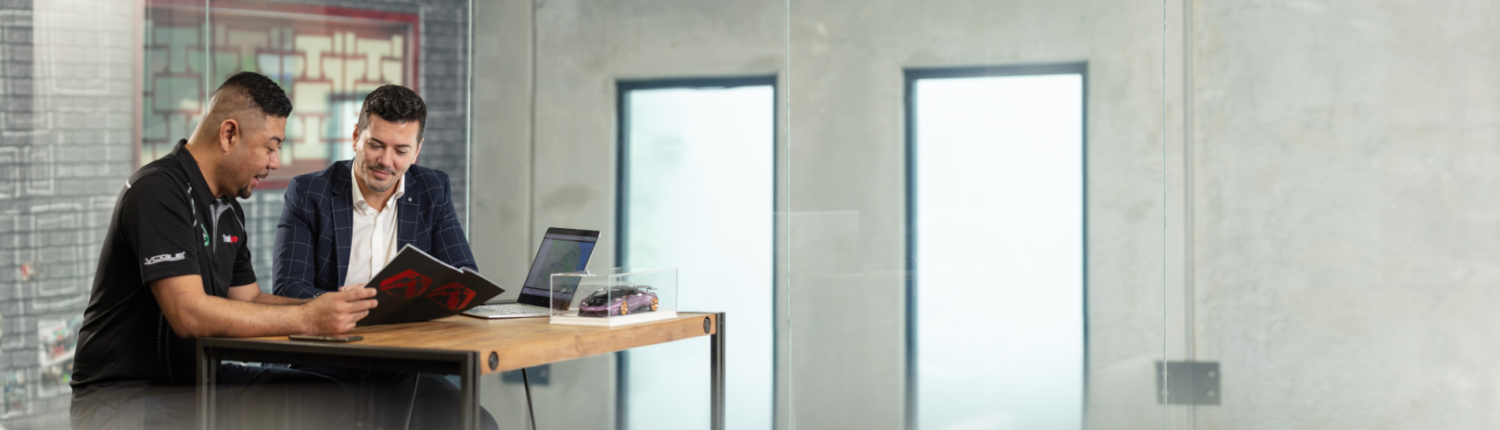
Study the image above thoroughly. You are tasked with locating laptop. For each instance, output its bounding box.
[463,227,599,319]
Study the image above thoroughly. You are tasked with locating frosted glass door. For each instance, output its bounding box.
[911,70,1084,430]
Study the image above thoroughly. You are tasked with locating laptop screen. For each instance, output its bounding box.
[517,228,599,309]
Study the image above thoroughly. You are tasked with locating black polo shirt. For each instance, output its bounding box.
[72,140,256,388]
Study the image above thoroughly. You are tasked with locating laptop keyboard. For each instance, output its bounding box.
[470,304,550,316]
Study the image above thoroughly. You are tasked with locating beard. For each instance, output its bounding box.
[237,185,253,199]
[362,165,398,192]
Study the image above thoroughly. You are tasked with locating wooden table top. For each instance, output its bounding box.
[216,312,718,375]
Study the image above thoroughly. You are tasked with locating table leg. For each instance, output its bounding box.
[462,352,481,430]
[197,344,219,430]
[522,368,539,430]
[711,312,726,430]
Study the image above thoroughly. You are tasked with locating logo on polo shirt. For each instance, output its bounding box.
[144,252,185,266]
[222,235,239,244]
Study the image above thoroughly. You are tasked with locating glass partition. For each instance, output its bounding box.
[520,2,789,429]
[0,1,157,426]
[617,80,776,430]
[785,1,1168,429]
[0,0,472,427]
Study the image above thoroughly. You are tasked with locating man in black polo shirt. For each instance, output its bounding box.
[69,72,377,429]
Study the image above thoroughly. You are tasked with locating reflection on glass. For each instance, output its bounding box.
[619,82,774,430]
[911,71,1083,430]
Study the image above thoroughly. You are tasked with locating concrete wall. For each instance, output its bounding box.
[1186,1,1500,428]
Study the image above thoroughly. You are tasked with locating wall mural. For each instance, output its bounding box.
[143,1,419,187]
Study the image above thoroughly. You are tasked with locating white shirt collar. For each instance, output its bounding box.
[351,162,405,212]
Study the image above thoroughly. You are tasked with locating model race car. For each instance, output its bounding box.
[577,285,658,317]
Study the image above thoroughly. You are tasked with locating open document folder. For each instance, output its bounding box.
[357,245,504,327]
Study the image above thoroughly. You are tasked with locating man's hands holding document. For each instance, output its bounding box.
[302,284,378,334]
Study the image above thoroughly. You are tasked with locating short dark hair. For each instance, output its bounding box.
[213,71,292,118]
[357,84,427,141]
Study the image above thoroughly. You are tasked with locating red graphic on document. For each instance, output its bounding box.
[425,282,477,310]
[379,269,432,299]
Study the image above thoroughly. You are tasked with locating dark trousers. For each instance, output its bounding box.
[292,366,500,430]
[70,363,352,430]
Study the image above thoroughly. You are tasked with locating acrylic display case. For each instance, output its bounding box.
[549,267,679,327]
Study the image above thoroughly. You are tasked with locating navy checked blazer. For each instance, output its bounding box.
[273,160,476,298]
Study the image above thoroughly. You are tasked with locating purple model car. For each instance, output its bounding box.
[578,286,658,317]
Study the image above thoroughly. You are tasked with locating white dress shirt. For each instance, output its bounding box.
[345,167,404,286]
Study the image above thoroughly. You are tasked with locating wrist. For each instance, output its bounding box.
[295,303,317,334]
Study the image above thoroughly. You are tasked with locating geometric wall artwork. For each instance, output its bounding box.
[143,1,418,188]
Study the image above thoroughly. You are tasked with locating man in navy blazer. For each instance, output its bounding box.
[272,84,495,429]
[273,86,475,299]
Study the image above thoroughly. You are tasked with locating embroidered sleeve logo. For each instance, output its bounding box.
[144,252,186,266]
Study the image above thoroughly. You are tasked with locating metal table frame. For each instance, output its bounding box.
[197,312,725,430]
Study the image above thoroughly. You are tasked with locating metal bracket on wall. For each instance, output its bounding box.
[1156,361,1220,405]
